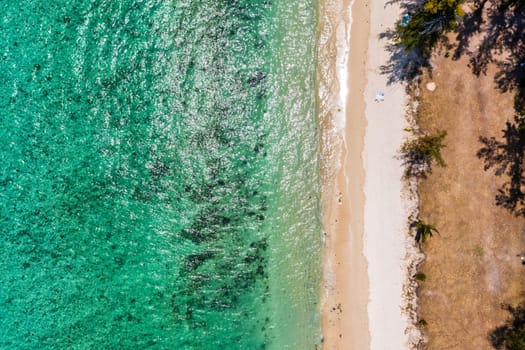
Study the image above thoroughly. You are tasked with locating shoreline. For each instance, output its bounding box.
[319,0,371,348]
[320,0,416,348]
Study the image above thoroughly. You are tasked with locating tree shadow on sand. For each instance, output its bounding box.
[477,114,525,216]
[379,0,459,84]
[488,302,525,350]
[380,0,525,93]
[459,0,525,216]
[379,28,428,85]
[453,0,525,110]
[379,0,432,84]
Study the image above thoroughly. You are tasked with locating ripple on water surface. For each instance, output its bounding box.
[0,0,321,349]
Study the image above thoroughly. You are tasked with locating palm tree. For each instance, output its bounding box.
[414,219,439,243]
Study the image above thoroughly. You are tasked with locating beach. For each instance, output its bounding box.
[3,0,524,348]
[320,0,412,348]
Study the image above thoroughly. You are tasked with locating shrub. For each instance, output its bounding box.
[401,130,447,178]
[414,272,427,281]
[413,219,439,243]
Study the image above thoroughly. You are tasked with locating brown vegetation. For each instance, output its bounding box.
[379,0,525,346]
[416,48,525,349]
[380,0,525,347]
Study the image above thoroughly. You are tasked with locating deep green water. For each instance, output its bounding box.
[0,0,322,349]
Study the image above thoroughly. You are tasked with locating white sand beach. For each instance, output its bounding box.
[363,0,412,348]
[320,0,413,348]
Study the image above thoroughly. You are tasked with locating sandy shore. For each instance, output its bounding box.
[320,0,412,348]
[362,0,413,347]
[319,0,370,347]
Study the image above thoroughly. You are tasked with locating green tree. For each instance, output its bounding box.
[396,0,463,57]
[401,130,447,178]
[414,219,439,243]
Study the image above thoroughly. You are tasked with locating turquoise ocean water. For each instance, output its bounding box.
[0,0,322,349]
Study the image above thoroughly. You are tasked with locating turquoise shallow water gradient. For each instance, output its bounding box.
[0,0,322,349]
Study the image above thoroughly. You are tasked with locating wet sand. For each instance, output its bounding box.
[319,0,370,348]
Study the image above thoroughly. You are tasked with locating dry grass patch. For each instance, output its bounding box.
[415,50,525,349]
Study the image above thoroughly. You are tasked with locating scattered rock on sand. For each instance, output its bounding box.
[426,82,436,91]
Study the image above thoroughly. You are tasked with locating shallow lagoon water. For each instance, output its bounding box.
[0,1,322,348]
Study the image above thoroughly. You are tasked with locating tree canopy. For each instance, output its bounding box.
[396,0,464,57]
[401,130,447,178]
